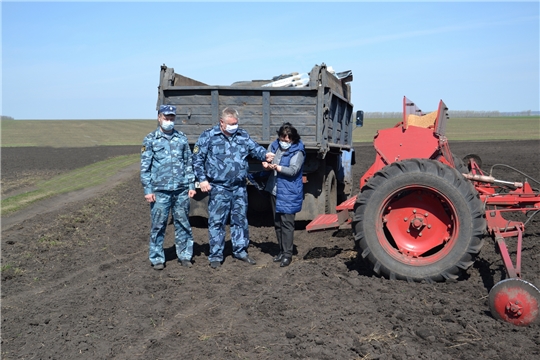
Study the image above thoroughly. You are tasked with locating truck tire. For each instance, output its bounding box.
[325,167,337,214]
[352,159,486,282]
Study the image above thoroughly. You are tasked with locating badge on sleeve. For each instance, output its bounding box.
[193,145,199,154]
[141,145,146,154]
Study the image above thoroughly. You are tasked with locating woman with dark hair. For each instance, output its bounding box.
[262,122,305,267]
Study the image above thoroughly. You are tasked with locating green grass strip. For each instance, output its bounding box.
[1,154,140,215]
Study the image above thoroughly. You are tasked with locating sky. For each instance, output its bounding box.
[1,1,539,120]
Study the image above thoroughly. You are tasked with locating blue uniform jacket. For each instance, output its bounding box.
[140,127,195,195]
[192,125,268,188]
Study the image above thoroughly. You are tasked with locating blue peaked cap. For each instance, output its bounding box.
[159,105,176,115]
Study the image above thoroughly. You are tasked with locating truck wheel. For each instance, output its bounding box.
[352,159,486,282]
[325,168,337,214]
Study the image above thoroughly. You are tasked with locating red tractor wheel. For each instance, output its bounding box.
[489,278,540,326]
[352,159,486,282]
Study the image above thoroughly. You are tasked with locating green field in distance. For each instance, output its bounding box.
[1,119,157,147]
[353,116,539,143]
[1,117,538,147]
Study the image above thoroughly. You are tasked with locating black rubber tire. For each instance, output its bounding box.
[352,159,486,282]
[452,154,469,175]
[325,168,337,214]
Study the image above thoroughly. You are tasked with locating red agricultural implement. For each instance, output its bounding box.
[306,96,540,326]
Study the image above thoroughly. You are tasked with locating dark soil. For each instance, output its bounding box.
[1,146,140,196]
[2,140,540,360]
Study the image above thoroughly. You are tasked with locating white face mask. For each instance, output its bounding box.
[279,141,292,150]
[225,124,238,134]
[161,120,175,132]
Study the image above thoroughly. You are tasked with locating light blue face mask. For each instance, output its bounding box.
[279,141,292,150]
[225,124,238,134]
[161,120,175,131]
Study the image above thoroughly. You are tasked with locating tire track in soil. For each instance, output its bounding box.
[1,162,140,231]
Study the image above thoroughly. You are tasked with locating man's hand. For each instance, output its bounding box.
[145,194,156,203]
[262,161,272,170]
[199,180,212,192]
[266,152,275,162]
[188,190,197,198]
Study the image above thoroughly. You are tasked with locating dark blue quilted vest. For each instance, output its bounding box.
[270,140,305,214]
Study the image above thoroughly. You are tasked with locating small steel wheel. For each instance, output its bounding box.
[488,278,540,326]
[463,154,482,170]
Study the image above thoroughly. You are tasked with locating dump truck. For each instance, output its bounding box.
[156,63,356,221]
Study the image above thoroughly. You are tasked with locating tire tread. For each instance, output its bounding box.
[352,159,486,283]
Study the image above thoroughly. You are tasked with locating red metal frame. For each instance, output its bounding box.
[403,96,424,122]
[309,96,454,231]
[465,158,540,279]
[306,97,540,284]
[359,97,451,188]
[305,96,540,326]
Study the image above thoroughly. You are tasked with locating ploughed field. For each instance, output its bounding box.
[1,140,539,360]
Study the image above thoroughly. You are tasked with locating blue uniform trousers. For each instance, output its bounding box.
[149,189,193,265]
[207,184,249,262]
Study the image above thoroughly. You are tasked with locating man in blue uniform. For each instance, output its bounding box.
[141,105,196,270]
[192,107,275,269]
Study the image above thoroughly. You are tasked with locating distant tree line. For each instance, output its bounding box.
[365,110,537,118]
[1,111,537,121]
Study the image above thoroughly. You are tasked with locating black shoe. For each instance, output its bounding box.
[280,257,292,267]
[273,253,284,262]
[153,263,165,270]
[236,255,256,265]
[210,261,221,269]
